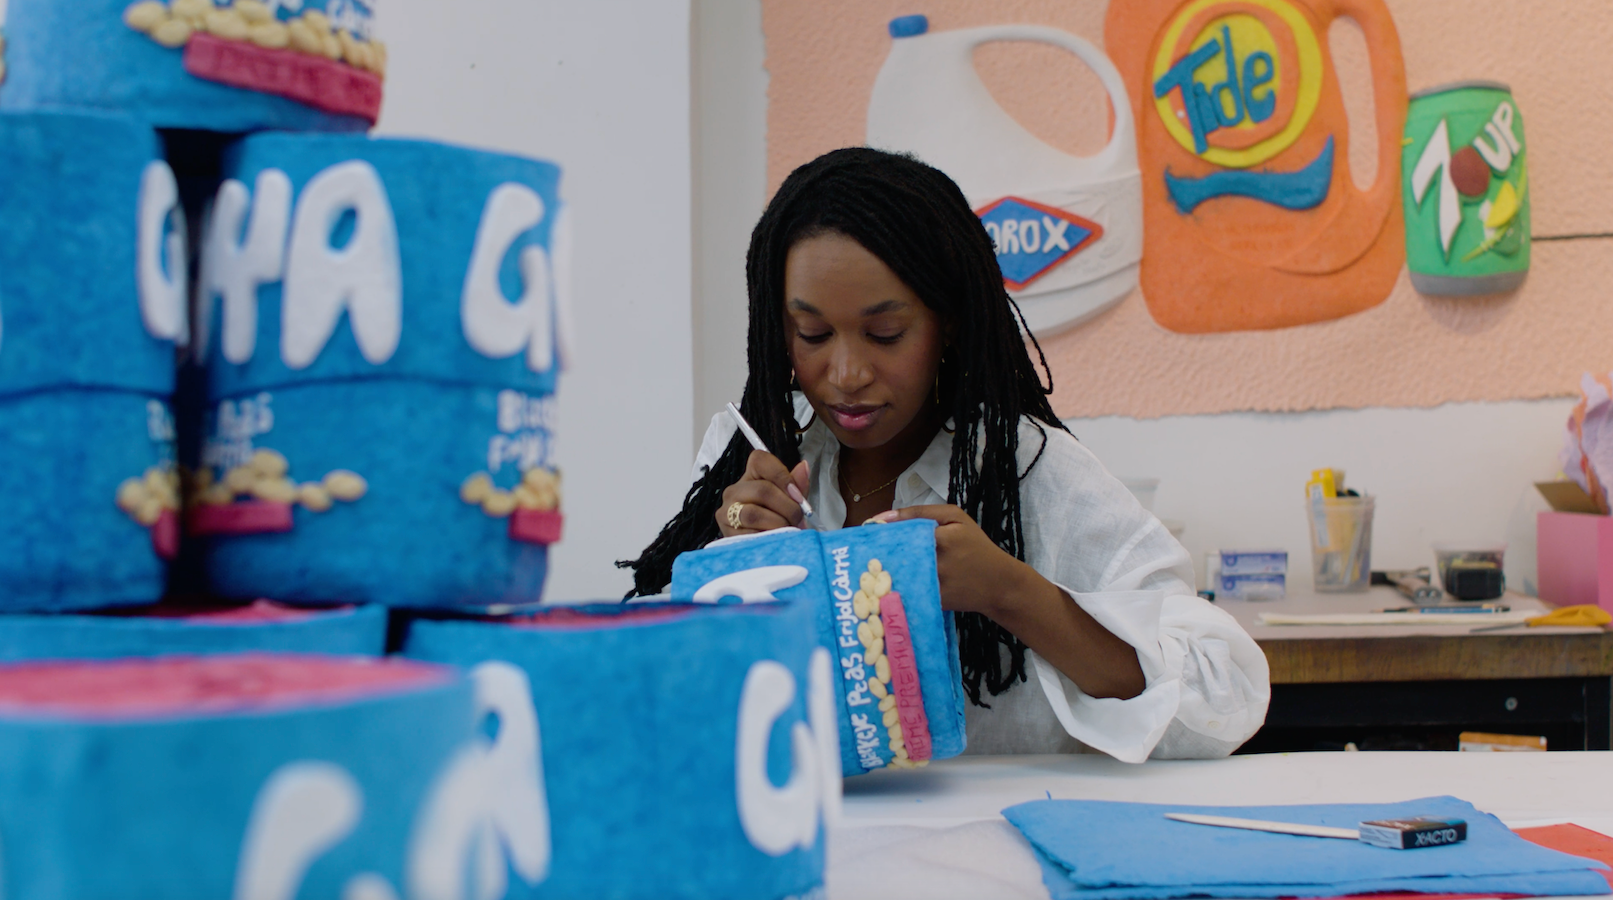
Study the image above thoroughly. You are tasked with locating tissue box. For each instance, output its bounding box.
[1220,550,1288,575]
[1536,512,1613,613]
[1218,572,1287,601]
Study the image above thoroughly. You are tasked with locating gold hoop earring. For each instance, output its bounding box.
[794,411,817,435]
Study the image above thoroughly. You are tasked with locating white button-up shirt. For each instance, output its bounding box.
[692,403,1270,762]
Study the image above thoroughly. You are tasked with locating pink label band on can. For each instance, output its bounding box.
[183,33,384,124]
[188,501,295,536]
[151,509,180,560]
[878,592,932,761]
[508,508,564,545]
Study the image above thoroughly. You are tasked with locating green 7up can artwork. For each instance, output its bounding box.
[1403,81,1529,296]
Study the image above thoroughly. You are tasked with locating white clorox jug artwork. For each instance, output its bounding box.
[866,14,1143,337]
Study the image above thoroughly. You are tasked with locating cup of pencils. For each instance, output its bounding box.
[1305,469,1374,592]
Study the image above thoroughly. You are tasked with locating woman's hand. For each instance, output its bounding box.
[873,504,1025,615]
[717,451,812,537]
[876,504,1146,700]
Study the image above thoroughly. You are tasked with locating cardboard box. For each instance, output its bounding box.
[1535,511,1613,613]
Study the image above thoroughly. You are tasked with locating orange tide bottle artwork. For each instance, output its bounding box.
[1105,0,1407,333]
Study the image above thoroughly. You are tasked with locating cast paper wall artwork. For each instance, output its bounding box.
[764,0,1613,417]
[1402,82,1531,296]
[865,16,1142,337]
[1107,0,1407,334]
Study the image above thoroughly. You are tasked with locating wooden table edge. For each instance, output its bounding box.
[1259,629,1613,683]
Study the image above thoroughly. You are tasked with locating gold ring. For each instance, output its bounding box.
[726,501,745,529]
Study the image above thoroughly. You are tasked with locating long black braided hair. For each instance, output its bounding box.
[619,147,1070,706]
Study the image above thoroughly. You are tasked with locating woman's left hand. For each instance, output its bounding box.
[873,505,1027,615]
[874,504,1147,700]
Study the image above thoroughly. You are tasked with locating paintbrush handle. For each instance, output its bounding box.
[1164,813,1360,840]
[725,402,768,452]
[725,402,818,525]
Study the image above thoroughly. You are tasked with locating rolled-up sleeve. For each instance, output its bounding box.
[1029,585,1270,762]
[1017,426,1270,762]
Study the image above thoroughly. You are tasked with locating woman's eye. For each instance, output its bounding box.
[869,331,905,345]
[797,331,831,344]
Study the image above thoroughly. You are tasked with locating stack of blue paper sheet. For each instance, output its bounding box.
[1003,796,1610,900]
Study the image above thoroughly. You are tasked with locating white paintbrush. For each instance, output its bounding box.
[726,402,818,528]
[1164,813,1359,840]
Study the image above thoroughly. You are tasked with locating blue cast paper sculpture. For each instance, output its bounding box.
[405,599,835,900]
[0,112,185,612]
[0,602,388,662]
[670,520,967,776]
[0,654,481,899]
[1,0,383,132]
[194,133,569,609]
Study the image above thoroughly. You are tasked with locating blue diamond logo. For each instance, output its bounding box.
[976,197,1102,290]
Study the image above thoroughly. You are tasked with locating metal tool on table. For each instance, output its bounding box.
[1373,567,1443,604]
[1378,604,1509,615]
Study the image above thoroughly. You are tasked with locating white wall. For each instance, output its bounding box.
[692,0,768,454]
[378,0,694,601]
[690,0,1575,598]
[1072,400,1573,595]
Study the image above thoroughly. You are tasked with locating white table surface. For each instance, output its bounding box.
[828,752,1613,900]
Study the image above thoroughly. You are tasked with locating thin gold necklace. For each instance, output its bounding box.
[841,466,901,503]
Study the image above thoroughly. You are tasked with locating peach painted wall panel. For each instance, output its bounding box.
[763,0,1613,417]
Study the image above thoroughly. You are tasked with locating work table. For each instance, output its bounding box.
[831,751,1613,900]
[1221,587,1613,683]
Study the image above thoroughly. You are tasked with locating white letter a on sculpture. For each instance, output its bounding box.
[282,160,402,369]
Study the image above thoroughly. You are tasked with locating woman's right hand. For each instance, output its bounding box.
[717,451,811,537]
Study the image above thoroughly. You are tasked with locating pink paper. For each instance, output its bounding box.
[0,655,448,720]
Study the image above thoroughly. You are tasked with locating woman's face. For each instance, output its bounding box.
[783,232,945,453]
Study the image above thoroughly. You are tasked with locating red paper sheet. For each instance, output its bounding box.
[1515,825,1613,890]
[1298,823,1613,900]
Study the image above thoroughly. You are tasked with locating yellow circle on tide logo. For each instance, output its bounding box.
[1150,0,1324,169]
